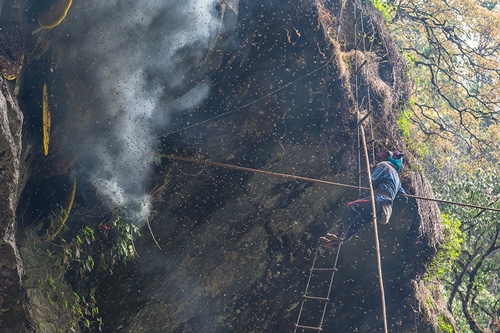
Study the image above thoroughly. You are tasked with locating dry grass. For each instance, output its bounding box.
[413,278,457,332]
[411,172,444,248]
[314,0,407,134]
[343,50,394,116]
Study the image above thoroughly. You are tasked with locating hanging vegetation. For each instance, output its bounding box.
[44,179,77,241]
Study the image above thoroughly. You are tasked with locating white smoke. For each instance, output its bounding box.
[73,0,220,223]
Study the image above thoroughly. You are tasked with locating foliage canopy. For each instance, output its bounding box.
[432,171,500,333]
[383,1,500,332]
[390,0,500,171]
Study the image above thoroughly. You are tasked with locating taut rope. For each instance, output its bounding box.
[164,155,500,213]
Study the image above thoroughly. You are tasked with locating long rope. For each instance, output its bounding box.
[164,0,347,138]
[355,2,363,198]
[358,5,376,162]
[162,54,335,136]
[164,155,500,213]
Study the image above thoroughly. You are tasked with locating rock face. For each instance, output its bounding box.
[0,78,26,332]
[92,0,444,332]
[1,0,448,332]
[0,2,29,331]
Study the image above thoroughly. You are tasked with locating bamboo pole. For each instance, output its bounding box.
[360,125,388,333]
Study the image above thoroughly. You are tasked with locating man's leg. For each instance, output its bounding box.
[319,197,378,249]
[340,197,374,241]
[319,198,370,249]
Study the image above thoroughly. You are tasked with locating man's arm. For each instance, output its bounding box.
[397,184,406,195]
[397,181,408,203]
[370,164,384,187]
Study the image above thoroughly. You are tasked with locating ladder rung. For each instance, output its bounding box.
[353,59,368,76]
[357,111,373,126]
[311,267,337,272]
[357,86,369,100]
[357,168,368,175]
[295,324,323,331]
[303,295,330,301]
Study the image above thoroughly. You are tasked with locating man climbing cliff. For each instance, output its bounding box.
[319,150,407,250]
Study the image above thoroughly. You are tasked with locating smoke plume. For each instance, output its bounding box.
[69,0,219,223]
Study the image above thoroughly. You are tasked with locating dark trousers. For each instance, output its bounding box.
[335,196,382,241]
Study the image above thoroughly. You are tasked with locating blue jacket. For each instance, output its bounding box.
[371,161,405,204]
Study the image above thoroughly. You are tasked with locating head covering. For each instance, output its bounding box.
[390,151,404,159]
[387,150,404,172]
